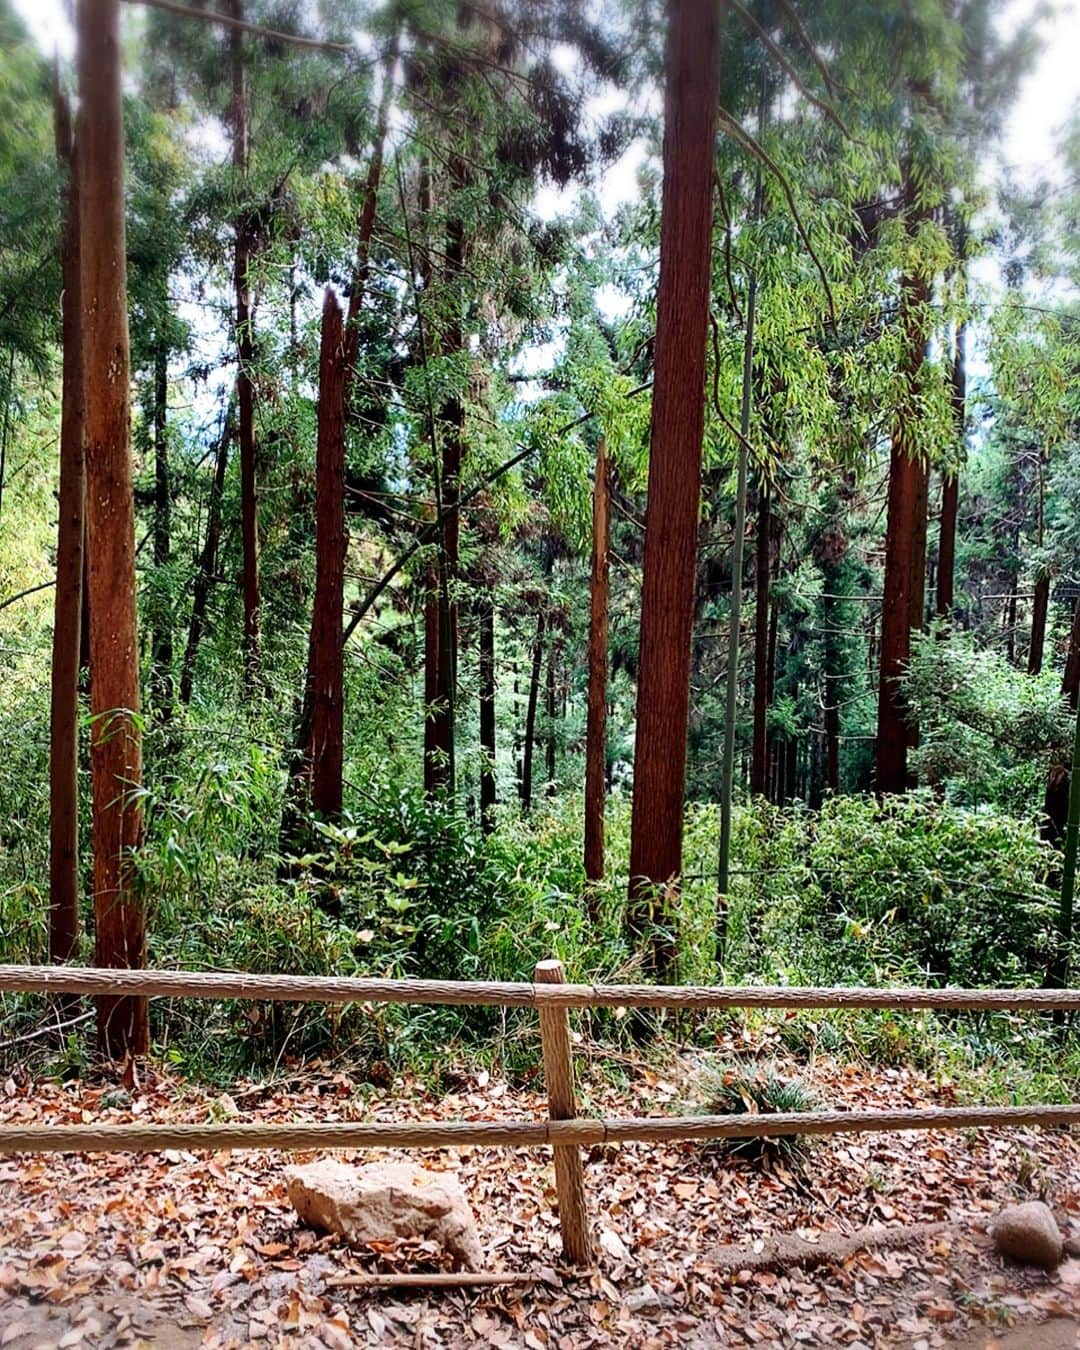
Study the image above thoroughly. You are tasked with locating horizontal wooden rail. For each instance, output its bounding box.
[2,1103,1079,1156]
[2,965,1079,1011]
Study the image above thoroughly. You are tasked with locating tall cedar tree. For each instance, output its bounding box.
[875,172,929,795]
[584,439,611,888]
[49,75,84,965]
[78,0,148,1055]
[626,0,719,974]
[230,0,261,692]
[281,49,394,830]
[305,292,347,818]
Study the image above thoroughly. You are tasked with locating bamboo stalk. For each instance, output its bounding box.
[2,1104,1079,1157]
[2,965,1079,1011]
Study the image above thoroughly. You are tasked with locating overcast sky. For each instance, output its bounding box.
[13,0,1079,188]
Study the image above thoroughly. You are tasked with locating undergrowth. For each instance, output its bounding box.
[1,753,1076,1098]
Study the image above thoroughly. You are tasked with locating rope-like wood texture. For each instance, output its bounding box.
[3,964,1080,1011]
[2,1104,1078,1156]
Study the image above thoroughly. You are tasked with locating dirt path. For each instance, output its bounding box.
[949,1320,1080,1348]
[2,1051,1080,1346]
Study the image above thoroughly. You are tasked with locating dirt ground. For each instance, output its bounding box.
[3,1047,1080,1348]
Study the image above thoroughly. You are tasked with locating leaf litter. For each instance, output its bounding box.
[2,1039,1079,1348]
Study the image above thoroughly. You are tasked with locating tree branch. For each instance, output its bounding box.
[716,107,837,325]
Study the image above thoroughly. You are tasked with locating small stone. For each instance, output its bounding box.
[285,1160,483,1270]
[991,1201,1063,1269]
[623,1283,663,1313]
[1064,1234,1080,1259]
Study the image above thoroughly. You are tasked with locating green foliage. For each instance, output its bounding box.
[905,631,1070,808]
[695,1061,817,1165]
[724,793,1059,988]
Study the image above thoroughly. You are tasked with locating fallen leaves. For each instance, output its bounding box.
[0,1048,1078,1346]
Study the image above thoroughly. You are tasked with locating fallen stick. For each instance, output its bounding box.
[705,1220,956,1273]
[325,1271,535,1289]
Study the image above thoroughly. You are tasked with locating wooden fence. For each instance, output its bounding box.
[1,960,1078,1267]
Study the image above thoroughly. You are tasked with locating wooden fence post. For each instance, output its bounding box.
[535,958,592,1267]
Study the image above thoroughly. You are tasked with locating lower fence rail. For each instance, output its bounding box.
[1,959,1077,1267]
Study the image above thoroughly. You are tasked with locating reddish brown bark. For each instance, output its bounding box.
[909,457,929,637]
[306,292,347,819]
[584,440,611,887]
[875,188,929,795]
[626,0,719,973]
[751,484,771,796]
[1029,447,1049,676]
[1029,574,1050,677]
[49,73,85,967]
[230,0,261,693]
[77,0,148,1056]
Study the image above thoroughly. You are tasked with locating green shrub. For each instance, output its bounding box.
[696,1061,817,1165]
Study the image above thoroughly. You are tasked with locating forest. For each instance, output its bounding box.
[0,0,1079,1061]
[0,0,1079,1341]
[1,0,1074,1060]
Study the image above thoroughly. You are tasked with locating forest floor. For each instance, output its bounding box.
[1,1038,1079,1349]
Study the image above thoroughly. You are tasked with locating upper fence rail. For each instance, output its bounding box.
[1,964,1079,1010]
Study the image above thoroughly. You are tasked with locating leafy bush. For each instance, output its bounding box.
[724,792,1059,987]
[905,631,1069,810]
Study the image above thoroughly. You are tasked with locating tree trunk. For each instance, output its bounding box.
[718,244,757,902]
[545,638,557,795]
[422,549,444,794]
[936,323,965,623]
[428,157,468,798]
[1042,598,1080,850]
[306,292,347,819]
[520,610,545,814]
[79,524,91,694]
[751,483,771,796]
[49,73,85,967]
[77,0,148,1057]
[1028,448,1048,676]
[179,420,231,707]
[478,594,496,832]
[150,336,172,718]
[626,0,719,976]
[584,440,611,887]
[875,184,929,795]
[719,84,765,925]
[343,38,397,392]
[1029,576,1050,677]
[230,0,260,693]
[904,454,929,775]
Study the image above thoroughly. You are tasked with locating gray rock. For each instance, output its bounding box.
[991,1201,1063,1269]
[285,1159,483,1270]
